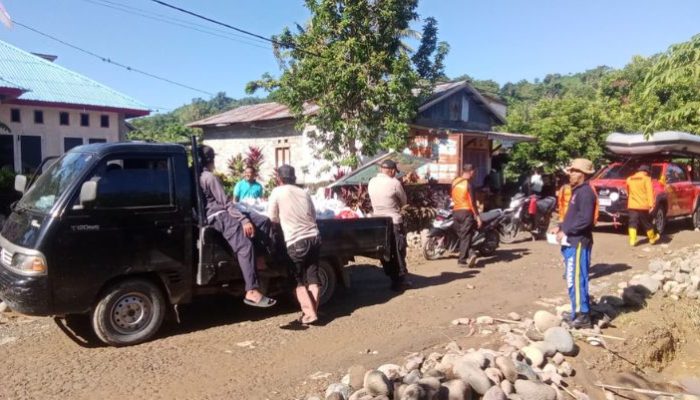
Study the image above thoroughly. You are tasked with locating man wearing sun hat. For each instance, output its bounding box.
[550,158,597,329]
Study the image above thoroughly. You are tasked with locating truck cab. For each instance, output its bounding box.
[591,159,700,233]
[0,142,393,346]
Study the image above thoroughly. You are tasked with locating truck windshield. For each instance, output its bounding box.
[16,152,95,213]
[598,164,662,180]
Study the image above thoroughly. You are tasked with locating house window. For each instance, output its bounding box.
[34,110,44,124]
[60,112,70,126]
[89,138,107,144]
[10,108,20,123]
[100,115,109,128]
[461,96,470,121]
[80,113,90,127]
[64,137,83,152]
[275,147,290,167]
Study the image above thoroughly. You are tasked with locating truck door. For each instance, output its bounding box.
[52,154,189,312]
[667,163,692,215]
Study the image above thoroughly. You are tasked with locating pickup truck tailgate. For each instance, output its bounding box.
[317,217,392,262]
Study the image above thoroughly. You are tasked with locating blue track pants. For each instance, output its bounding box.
[561,242,592,316]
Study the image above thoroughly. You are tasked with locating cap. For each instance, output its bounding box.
[462,164,475,172]
[277,164,296,180]
[199,145,216,164]
[380,159,398,170]
[567,158,595,175]
[637,164,651,173]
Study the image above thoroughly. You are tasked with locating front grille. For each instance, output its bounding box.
[0,247,12,267]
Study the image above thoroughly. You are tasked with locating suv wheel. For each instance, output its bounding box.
[654,207,667,235]
[693,204,700,230]
[92,279,166,346]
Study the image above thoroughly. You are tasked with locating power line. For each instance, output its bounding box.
[148,0,319,57]
[78,0,273,51]
[14,20,214,97]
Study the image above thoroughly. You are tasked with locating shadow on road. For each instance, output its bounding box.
[474,247,531,268]
[589,263,632,280]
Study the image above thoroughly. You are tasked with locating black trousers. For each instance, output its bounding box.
[629,209,654,232]
[382,223,408,282]
[453,209,477,263]
[287,236,322,287]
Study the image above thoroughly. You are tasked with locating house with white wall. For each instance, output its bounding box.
[0,40,150,174]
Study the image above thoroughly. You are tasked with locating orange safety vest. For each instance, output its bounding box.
[626,171,654,211]
[451,177,476,212]
[559,183,599,225]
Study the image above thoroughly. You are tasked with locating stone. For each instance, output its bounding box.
[377,364,402,382]
[421,353,443,374]
[520,346,545,368]
[501,380,514,394]
[680,262,693,273]
[0,301,8,313]
[460,352,487,369]
[495,356,518,383]
[481,350,498,368]
[651,272,666,283]
[403,369,422,385]
[342,375,351,386]
[514,380,557,400]
[423,369,446,381]
[348,388,371,400]
[637,275,661,294]
[670,294,680,301]
[531,341,557,357]
[498,324,512,334]
[440,379,471,400]
[533,311,562,332]
[485,367,503,384]
[508,312,522,321]
[648,259,666,272]
[452,318,472,326]
[543,327,575,355]
[483,386,508,400]
[557,362,573,377]
[513,360,539,381]
[364,370,392,396]
[542,364,557,374]
[417,377,442,394]
[349,365,368,390]
[551,353,564,366]
[476,316,494,325]
[503,334,529,350]
[663,281,678,293]
[571,390,589,400]
[445,341,462,353]
[398,384,425,400]
[690,276,700,291]
[617,282,628,289]
[454,362,493,395]
[675,272,688,284]
[326,383,352,400]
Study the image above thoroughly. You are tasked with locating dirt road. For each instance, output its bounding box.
[1,224,698,400]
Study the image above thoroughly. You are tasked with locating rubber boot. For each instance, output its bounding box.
[566,313,592,329]
[628,228,637,246]
[647,230,660,245]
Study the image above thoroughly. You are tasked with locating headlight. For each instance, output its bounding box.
[609,192,619,202]
[9,253,47,275]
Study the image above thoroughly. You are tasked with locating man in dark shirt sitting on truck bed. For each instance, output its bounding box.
[198,145,276,308]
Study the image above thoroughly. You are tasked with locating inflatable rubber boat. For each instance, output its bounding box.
[606,131,700,156]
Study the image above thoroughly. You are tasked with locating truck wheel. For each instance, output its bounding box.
[317,259,338,306]
[91,279,166,346]
[654,207,667,235]
[693,204,700,230]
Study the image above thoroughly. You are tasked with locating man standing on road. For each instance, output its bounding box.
[268,165,322,325]
[451,164,482,268]
[550,158,596,329]
[626,165,660,246]
[198,145,276,308]
[233,166,264,202]
[368,159,410,292]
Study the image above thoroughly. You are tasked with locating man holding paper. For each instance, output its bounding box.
[550,158,597,329]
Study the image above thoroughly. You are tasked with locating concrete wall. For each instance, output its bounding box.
[0,103,122,172]
[202,120,336,185]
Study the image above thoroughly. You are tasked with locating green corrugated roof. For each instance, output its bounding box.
[0,39,149,116]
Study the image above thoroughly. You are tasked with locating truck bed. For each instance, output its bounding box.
[317,217,392,262]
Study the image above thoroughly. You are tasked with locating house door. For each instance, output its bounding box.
[20,135,42,174]
[0,135,14,171]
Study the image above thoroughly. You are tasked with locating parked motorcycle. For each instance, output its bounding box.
[423,208,506,260]
[499,192,556,244]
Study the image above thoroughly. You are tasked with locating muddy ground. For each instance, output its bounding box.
[1,222,699,400]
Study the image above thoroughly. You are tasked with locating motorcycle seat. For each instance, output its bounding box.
[479,209,503,224]
[536,197,556,213]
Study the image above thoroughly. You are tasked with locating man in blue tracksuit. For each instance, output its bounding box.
[551,158,597,329]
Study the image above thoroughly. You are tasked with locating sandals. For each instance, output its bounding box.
[243,295,277,308]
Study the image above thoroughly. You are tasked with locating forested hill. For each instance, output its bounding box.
[128,92,268,143]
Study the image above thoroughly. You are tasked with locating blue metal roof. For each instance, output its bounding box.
[0,39,149,116]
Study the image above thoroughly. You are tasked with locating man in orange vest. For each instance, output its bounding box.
[451,164,482,268]
[626,164,660,246]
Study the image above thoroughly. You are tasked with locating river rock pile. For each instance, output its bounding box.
[316,311,583,400]
[622,245,700,305]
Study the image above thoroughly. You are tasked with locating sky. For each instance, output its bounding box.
[1,0,699,114]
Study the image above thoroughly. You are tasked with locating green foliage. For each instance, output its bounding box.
[412,17,449,82]
[128,92,267,143]
[0,166,16,190]
[247,0,448,168]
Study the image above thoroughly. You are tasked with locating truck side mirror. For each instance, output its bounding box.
[79,181,98,206]
[14,175,27,194]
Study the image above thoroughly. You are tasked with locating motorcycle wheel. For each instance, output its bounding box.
[499,218,519,244]
[422,236,444,260]
[477,231,499,257]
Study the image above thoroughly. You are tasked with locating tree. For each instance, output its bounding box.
[247,0,426,167]
[411,17,449,82]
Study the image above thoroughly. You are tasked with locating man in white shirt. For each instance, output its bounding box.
[368,159,410,292]
[268,165,322,326]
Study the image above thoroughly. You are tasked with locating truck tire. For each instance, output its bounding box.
[654,207,667,235]
[693,204,700,230]
[317,259,338,306]
[91,278,166,347]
